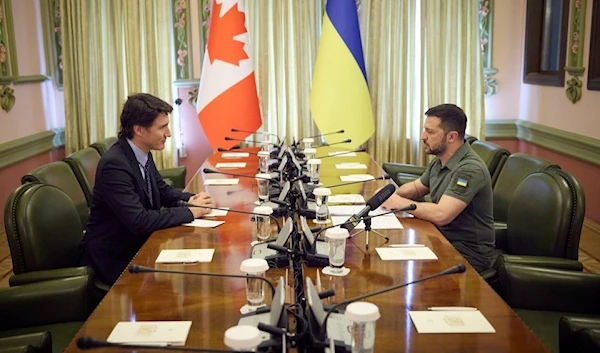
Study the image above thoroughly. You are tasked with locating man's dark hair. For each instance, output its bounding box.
[118,93,173,139]
[424,104,467,139]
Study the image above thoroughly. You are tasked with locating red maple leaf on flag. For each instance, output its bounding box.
[206,2,248,66]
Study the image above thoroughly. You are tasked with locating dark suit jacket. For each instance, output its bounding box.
[79,137,194,284]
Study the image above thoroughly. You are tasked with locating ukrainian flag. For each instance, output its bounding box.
[310,0,374,149]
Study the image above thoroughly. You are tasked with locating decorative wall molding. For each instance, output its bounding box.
[486,119,600,166]
[565,0,588,103]
[172,0,193,81]
[479,0,498,96]
[0,128,65,169]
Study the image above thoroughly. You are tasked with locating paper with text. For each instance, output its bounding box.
[215,162,247,169]
[340,174,375,182]
[204,179,240,186]
[182,219,225,228]
[107,321,192,345]
[155,249,215,264]
[205,207,229,217]
[408,311,495,333]
[335,163,368,170]
[331,214,403,230]
[375,247,437,261]
[329,194,366,204]
[221,152,250,158]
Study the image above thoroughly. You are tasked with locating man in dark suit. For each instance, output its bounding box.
[79,93,213,285]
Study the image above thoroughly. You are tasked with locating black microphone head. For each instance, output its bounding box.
[77,336,102,349]
[128,264,140,273]
[231,128,239,132]
[356,147,367,152]
[203,168,217,174]
[366,184,396,209]
[382,174,391,180]
[343,139,351,143]
[217,147,228,152]
[224,136,233,141]
[338,129,345,133]
[404,204,417,211]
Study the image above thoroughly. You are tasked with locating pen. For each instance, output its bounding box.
[427,307,478,311]
[389,244,425,247]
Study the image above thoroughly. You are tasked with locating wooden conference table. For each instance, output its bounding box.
[64,148,549,353]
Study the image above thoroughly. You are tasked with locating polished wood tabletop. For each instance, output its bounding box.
[64,147,550,353]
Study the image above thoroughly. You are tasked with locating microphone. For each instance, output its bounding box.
[224,137,277,145]
[318,263,467,339]
[129,265,276,296]
[179,202,282,232]
[315,147,367,159]
[76,336,251,352]
[231,129,280,144]
[340,184,396,232]
[217,146,242,152]
[323,175,391,189]
[314,139,351,148]
[302,130,345,140]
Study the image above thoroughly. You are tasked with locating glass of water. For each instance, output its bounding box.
[307,159,322,184]
[252,206,273,241]
[313,187,331,224]
[257,151,270,173]
[260,140,271,153]
[345,302,380,353]
[239,258,269,306]
[303,147,316,161]
[325,228,349,273]
[302,137,314,149]
[255,173,271,203]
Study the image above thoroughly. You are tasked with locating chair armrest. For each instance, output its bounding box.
[158,166,186,189]
[560,317,600,353]
[0,345,38,353]
[494,222,507,250]
[0,333,51,353]
[497,263,600,314]
[0,276,94,330]
[494,254,584,272]
[382,163,425,185]
[9,267,95,287]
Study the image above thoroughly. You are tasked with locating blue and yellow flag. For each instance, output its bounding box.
[310,0,374,149]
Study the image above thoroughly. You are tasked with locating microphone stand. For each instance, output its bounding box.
[352,216,388,249]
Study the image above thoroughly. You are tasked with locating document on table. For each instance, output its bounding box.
[331,214,403,230]
[155,249,215,264]
[205,207,229,217]
[107,321,192,345]
[335,163,368,170]
[329,205,388,216]
[375,246,438,260]
[221,152,250,158]
[328,152,357,157]
[408,311,495,333]
[204,179,239,185]
[215,162,246,169]
[340,174,375,182]
[182,219,224,228]
[328,194,366,204]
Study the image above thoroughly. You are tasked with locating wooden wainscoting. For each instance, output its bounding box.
[1,221,600,288]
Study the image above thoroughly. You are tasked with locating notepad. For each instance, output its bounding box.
[375,246,437,260]
[215,162,247,169]
[107,321,192,345]
[204,178,239,185]
[335,163,368,170]
[328,194,365,204]
[204,207,229,217]
[331,214,403,230]
[155,249,215,264]
[340,174,375,182]
[221,152,250,158]
[328,152,357,157]
[408,311,495,333]
[182,219,225,228]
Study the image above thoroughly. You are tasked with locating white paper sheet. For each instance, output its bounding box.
[182,219,225,228]
[215,162,247,169]
[204,179,240,185]
[328,194,366,204]
[221,152,250,158]
[328,152,357,157]
[204,207,229,217]
[331,214,403,230]
[408,311,496,333]
[329,205,388,216]
[339,174,375,182]
[375,247,438,260]
[335,163,368,170]
[155,249,215,264]
[107,321,192,345]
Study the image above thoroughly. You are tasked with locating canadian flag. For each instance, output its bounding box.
[197,0,262,151]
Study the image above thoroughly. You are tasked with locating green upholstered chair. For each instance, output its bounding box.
[64,147,102,206]
[90,136,187,189]
[4,183,108,299]
[0,276,95,353]
[20,161,89,230]
[496,263,600,353]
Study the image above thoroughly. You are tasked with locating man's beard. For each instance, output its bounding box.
[426,141,447,156]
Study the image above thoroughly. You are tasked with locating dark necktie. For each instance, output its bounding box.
[144,160,153,207]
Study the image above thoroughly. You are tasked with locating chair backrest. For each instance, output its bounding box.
[470,140,510,187]
[464,134,478,144]
[21,161,89,228]
[90,136,118,156]
[506,169,585,260]
[4,183,84,274]
[493,153,559,223]
[64,147,101,206]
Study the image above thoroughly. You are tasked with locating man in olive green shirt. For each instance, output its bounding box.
[382,104,495,272]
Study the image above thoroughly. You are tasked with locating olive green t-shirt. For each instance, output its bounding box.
[419,142,495,272]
